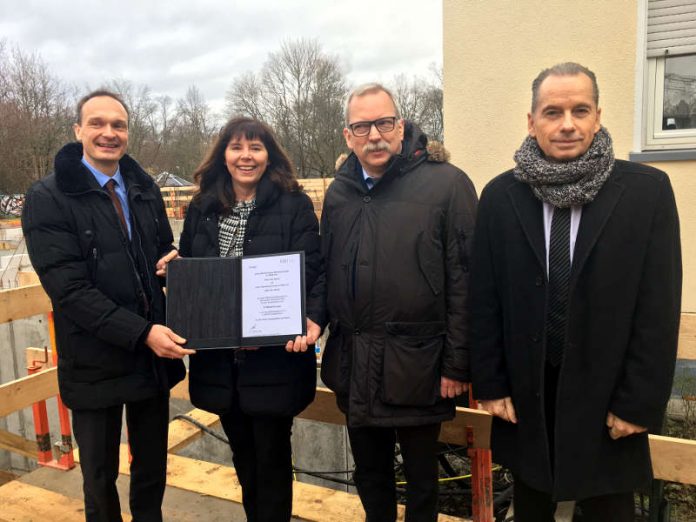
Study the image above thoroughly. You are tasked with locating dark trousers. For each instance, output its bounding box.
[347,423,441,522]
[219,403,294,522]
[71,393,170,522]
[513,475,634,522]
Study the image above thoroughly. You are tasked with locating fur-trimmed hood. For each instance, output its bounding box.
[334,121,451,172]
[54,142,155,195]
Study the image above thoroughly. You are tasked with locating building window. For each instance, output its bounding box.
[646,54,696,149]
[643,1,696,150]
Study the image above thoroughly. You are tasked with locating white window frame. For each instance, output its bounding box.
[636,0,696,152]
[634,0,696,151]
[644,55,696,150]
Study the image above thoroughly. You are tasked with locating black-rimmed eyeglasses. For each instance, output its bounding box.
[348,117,398,137]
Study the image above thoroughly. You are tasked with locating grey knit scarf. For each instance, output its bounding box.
[513,126,615,207]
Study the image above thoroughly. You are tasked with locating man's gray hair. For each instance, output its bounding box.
[344,83,401,126]
[531,62,599,113]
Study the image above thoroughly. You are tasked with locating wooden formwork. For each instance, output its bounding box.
[158,179,335,221]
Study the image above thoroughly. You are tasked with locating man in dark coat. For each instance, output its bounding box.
[318,83,477,521]
[21,90,193,522]
[469,63,682,521]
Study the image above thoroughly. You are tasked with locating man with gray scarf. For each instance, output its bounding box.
[469,63,682,521]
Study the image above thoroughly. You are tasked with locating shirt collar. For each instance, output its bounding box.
[361,167,378,190]
[81,157,124,189]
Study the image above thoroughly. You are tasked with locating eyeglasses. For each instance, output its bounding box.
[347,117,398,137]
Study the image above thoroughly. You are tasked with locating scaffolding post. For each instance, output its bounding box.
[48,312,75,469]
[468,388,494,522]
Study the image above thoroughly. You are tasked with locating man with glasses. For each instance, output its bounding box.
[316,83,477,521]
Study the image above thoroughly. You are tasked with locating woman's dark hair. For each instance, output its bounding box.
[192,117,300,212]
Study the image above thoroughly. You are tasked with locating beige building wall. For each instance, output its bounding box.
[443,0,696,311]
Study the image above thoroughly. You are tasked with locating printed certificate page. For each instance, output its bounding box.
[241,253,303,339]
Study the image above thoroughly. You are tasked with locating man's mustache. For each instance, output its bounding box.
[363,141,390,154]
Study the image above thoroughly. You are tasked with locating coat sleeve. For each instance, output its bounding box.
[440,170,478,382]
[291,193,325,328]
[468,183,511,400]
[153,184,175,259]
[177,203,198,258]
[608,174,682,431]
[21,182,149,352]
[305,192,329,329]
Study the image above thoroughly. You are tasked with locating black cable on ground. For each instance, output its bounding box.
[172,414,229,444]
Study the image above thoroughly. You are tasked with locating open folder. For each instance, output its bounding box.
[166,252,306,349]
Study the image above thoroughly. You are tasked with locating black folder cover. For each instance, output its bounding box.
[166,252,306,349]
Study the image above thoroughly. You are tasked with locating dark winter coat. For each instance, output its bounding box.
[469,160,682,500]
[178,173,320,417]
[319,123,478,427]
[21,142,185,410]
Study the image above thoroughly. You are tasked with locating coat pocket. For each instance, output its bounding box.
[382,321,445,407]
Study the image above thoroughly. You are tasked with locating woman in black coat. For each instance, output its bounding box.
[160,117,322,522]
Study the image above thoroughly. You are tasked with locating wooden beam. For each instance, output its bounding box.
[169,371,189,400]
[443,407,492,449]
[0,429,37,459]
[678,312,696,360]
[297,386,347,426]
[298,387,491,449]
[0,480,131,522]
[26,347,53,370]
[111,445,468,522]
[0,284,51,323]
[0,367,58,418]
[650,434,696,485]
[167,408,220,453]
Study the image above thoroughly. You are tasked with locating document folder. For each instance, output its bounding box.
[166,252,306,349]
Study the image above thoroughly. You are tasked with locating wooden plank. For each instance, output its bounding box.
[297,386,347,426]
[169,371,189,400]
[17,271,40,286]
[678,312,696,360]
[650,434,696,485]
[298,387,491,449]
[167,408,220,453]
[26,347,53,370]
[0,283,51,324]
[0,367,58,418]
[0,480,131,521]
[443,407,492,449]
[110,445,467,522]
[0,429,37,459]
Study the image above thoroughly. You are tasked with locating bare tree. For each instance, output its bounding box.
[104,79,158,162]
[168,85,216,179]
[0,44,74,193]
[226,39,347,178]
[390,66,443,143]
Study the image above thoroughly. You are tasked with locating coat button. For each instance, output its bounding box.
[531,334,540,342]
[535,275,543,286]
[354,329,361,335]
[363,196,371,203]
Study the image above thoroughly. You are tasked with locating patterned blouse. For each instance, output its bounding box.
[218,200,255,257]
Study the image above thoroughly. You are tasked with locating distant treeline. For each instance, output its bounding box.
[0,38,442,194]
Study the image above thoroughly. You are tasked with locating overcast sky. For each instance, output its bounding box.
[0,0,443,113]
